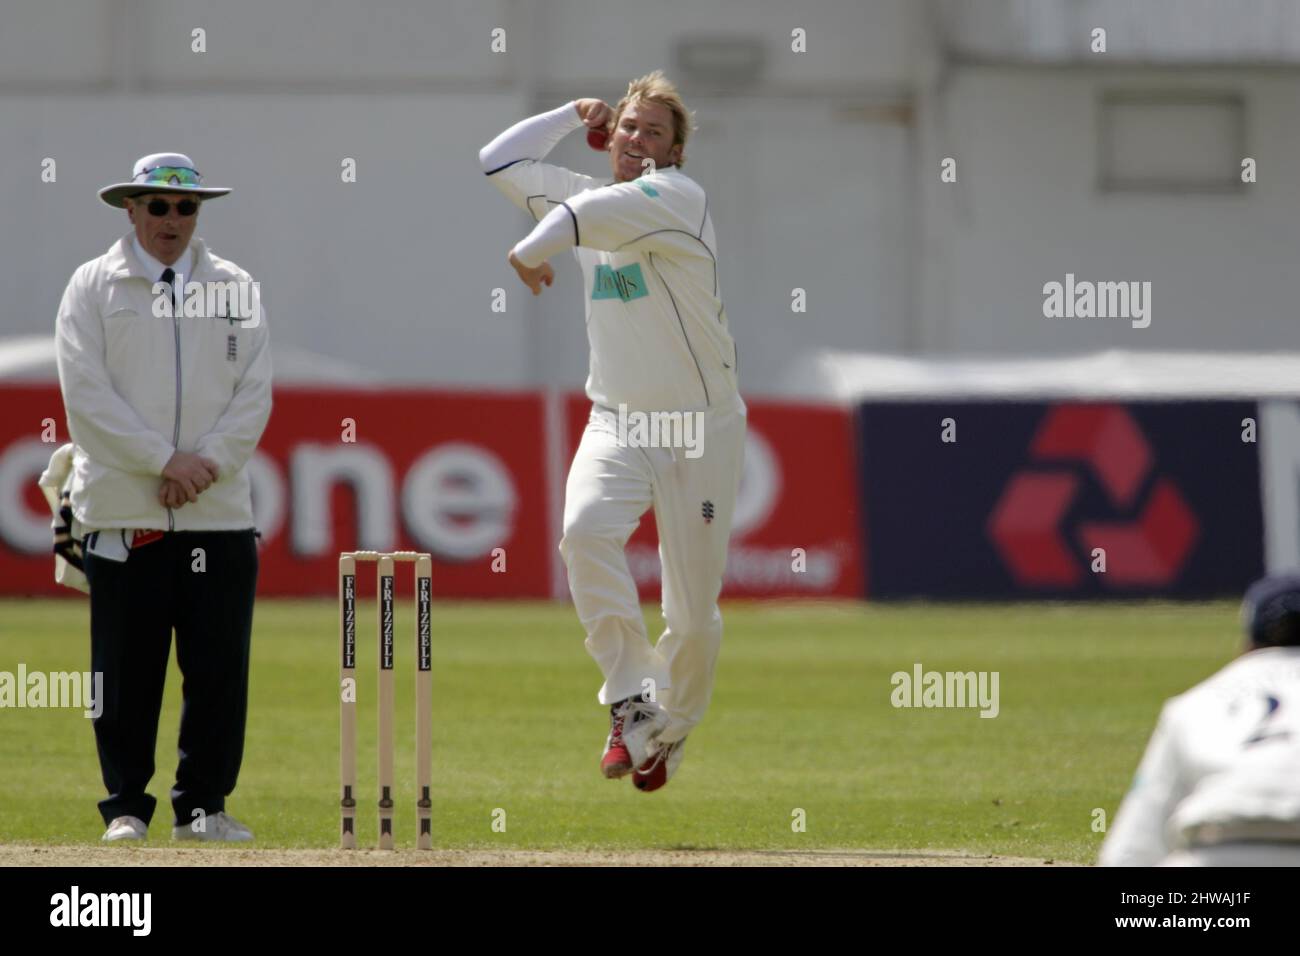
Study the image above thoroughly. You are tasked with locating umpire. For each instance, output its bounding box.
[54,152,272,843]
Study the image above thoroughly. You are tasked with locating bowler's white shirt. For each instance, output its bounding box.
[481,102,739,414]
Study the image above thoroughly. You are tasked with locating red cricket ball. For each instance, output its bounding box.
[587,128,609,151]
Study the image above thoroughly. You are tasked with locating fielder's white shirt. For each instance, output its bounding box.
[481,102,739,413]
[1099,646,1300,866]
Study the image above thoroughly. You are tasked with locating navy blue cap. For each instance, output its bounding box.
[1241,574,1300,647]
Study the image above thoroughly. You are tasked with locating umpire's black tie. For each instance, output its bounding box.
[160,267,178,316]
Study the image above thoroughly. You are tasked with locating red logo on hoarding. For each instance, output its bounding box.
[987,405,1198,588]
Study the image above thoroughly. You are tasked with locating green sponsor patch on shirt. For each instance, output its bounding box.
[592,263,649,302]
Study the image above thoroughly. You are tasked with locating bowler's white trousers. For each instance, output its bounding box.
[559,396,747,744]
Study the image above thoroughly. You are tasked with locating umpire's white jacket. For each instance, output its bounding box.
[55,234,272,532]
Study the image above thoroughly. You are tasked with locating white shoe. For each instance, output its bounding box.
[171,811,254,843]
[616,699,670,767]
[102,815,148,842]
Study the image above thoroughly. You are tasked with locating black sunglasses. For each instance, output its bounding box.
[136,197,200,217]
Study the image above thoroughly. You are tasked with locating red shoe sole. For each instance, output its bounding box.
[602,744,633,779]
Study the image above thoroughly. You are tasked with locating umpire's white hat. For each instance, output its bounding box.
[99,152,231,208]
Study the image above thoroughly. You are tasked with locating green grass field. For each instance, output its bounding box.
[0,598,1240,863]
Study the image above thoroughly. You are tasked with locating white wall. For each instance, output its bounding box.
[532,0,914,88]
[917,66,1300,354]
[939,0,1300,63]
[0,0,513,87]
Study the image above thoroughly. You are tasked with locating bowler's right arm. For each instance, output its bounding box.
[479,102,600,220]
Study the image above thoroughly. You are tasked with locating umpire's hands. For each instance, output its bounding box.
[158,479,189,509]
[161,451,220,505]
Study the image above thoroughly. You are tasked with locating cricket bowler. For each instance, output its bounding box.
[479,72,745,791]
[1100,574,1300,866]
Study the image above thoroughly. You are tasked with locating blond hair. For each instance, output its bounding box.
[610,70,695,166]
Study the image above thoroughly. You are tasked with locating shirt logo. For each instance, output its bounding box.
[592,263,649,303]
[637,181,660,198]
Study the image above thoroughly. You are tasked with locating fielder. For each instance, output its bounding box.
[479,72,745,791]
[1100,574,1300,866]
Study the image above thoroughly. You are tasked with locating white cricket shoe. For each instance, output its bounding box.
[612,698,670,768]
[102,815,148,842]
[171,811,254,843]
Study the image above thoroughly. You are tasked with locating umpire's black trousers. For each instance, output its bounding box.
[84,529,258,828]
